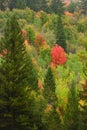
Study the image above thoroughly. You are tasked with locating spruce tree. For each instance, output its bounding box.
[43,67,61,130]
[50,0,65,15]
[26,53,38,92]
[0,0,10,10]
[9,0,26,10]
[55,15,67,52]
[43,67,57,104]
[64,81,80,130]
[0,15,31,130]
[26,0,48,12]
[79,66,87,129]
[80,0,87,14]
[15,0,26,9]
[0,0,5,10]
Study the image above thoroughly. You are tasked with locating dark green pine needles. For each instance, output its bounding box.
[0,15,31,130]
[55,15,67,52]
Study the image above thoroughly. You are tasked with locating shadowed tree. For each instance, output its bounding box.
[55,15,67,52]
[50,0,65,15]
[26,0,48,12]
[80,0,87,14]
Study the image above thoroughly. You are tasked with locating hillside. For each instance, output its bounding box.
[0,0,87,130]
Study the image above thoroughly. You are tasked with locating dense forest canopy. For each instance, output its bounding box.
[0,0,87,130]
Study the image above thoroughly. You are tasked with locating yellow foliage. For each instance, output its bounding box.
[45,104,53,113]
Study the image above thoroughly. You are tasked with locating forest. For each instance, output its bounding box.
[0,0,87,130]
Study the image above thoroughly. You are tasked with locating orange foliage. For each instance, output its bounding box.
[24,39,30,46]
[21,29,27,38]
[64,11,73,17]
[38,79,43,91]
[0,49,7,57]
[36,12,41,18]
[64,0,70,7]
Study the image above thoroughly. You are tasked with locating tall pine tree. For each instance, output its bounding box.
[26,0,48,12]
[26,52,38,92]
[43,67,57,104]
[15,0,26,9]
[43,67,61,130]
[50,0,65,15]
[64,81,80,130]
[0,15,31,130]
[79,65,87,129]
[55,15,67,52]
[80,0,87,14]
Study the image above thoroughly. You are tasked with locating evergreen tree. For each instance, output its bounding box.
[43,67,57,104]
[43,67,61,130]
[80,0,87,14]
[64,81,80,130]
[9,0,26,10]
[50,0,65,15]
[0,15,31,130]
[9,0,16,10]
[26,0,48,12]
[0,0,10,10]
[26,52,38,92]
[55,15,67,52]
[0,0,5,10]
[67,1,79,13]
[15,0,26,9]
[43,107,61,130]
[79,66,87,129]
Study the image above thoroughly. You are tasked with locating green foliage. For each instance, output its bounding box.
[27,27,35,44]
[26,0,48,12]
[0,15,31,130]
[43,67,61,130]
[64,80,80,130]
[50,0,65,15]
[64,24,78,53]
[80,0,87,14]
[15,0,26,9]
[66,54,83,76]
[43,67,57,104]
[26,90,46,130]
[67,2,79,13]
[40,11,48,26]
[55,15,67,52]
[0,4,87,130]
[26,52,38,92]
[43,107,61,130]
[77,18,87,33]
[0,0,10,10]
[79,68,87,129]
[56,54,83,110]
[37,48,51,68]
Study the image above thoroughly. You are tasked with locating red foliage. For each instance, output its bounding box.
[51,44,67,66]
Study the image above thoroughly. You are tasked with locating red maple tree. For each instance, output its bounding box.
[50,44,67,66]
